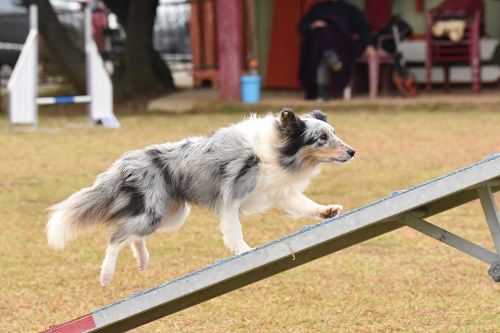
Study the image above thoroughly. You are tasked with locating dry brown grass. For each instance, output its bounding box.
[1,103,500,332]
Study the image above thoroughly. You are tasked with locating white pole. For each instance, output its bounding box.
[7,5,38,130]
[84,5,92,122]
[84,5,119,128]
[30,4,38,129]
[29,4,37,32]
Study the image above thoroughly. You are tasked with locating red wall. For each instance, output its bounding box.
[364,0,391,31]
[265,0,316,88]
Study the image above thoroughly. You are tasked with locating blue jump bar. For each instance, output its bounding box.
[37,95,91,105]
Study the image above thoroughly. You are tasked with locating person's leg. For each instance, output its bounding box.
[316,57,329,100]
[304,84,318,100]
[323,49,343,71]
[332,65,353,97]
[316,49,345,100]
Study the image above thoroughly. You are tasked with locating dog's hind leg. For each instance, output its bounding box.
[220,203,251,255]
[100,237,128,286]
[158,201,190,232]
[127,202,190,272]
[130,237,149,272]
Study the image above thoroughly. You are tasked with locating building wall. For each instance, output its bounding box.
[484,0,500,38]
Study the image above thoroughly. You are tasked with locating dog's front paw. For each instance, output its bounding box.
[318,204,343,219]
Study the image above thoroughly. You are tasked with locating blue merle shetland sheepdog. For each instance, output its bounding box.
[46,108,355,285]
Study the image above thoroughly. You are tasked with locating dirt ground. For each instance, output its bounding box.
[1,102,499,332]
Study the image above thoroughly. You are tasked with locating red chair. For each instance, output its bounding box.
[358,0,394,98]
[425,9,481,93]
[354,50,394,99]
[351,35,395,99]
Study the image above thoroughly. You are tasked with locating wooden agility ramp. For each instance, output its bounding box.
[43,154,500,333]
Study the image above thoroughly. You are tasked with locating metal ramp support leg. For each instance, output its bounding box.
[477,183,500,281]
[400,214,498,266]
[400,180,500,282]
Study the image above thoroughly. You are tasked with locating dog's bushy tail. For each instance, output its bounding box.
[46,171,121,249]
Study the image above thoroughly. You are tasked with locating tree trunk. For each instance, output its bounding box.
[121,0,161,93]
[33,0,175,99]
[34,0,86,91]
[104,0,174,99]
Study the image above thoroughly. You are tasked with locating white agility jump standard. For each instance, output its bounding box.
[42,154,500,332]
[7,5,119,129]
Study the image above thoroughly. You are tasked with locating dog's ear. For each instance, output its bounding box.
[279,107,299,129]
[308,110,327,122]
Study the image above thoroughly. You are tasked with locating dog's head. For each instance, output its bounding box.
[276,108,355,169]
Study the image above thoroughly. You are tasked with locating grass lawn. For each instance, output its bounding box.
[1,102,500,332]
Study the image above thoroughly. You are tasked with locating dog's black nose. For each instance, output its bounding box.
[347,149,356,158]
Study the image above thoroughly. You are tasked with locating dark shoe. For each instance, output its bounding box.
[305,87,317,100]
[317,84,329,100]
[324,50,343,72]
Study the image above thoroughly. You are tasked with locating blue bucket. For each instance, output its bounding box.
[240,75,261,104]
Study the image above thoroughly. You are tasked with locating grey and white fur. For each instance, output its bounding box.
[46,108,355,285]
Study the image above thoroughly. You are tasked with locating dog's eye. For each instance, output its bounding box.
[318,133,327,141]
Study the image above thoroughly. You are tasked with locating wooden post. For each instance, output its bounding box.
[216,0,242,101]
[189,1,202,86]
